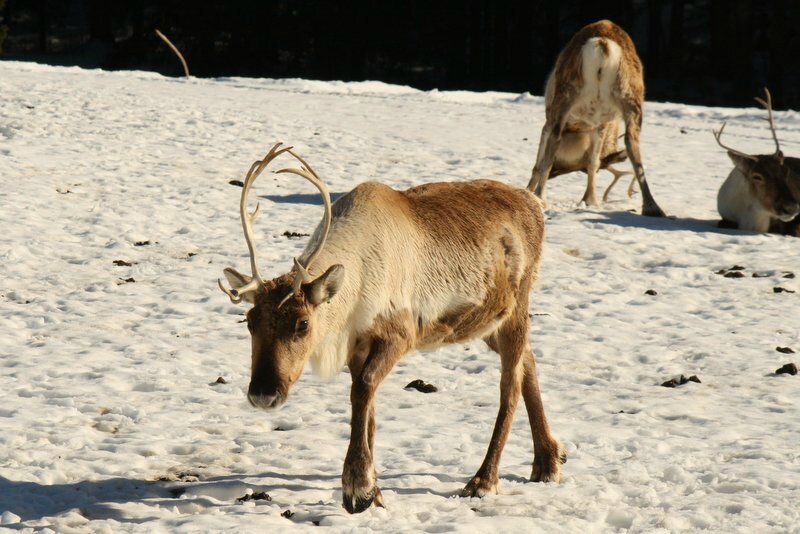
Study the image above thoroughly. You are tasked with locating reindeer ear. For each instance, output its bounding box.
[223,268,256,304]
[305,264,344,306]
[727,152,755,173]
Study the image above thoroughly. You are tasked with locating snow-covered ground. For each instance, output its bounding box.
[1,61,798,533]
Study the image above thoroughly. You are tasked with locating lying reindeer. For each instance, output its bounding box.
[714,88,800,236]
[219,143,564,513]
[528,20,665,216]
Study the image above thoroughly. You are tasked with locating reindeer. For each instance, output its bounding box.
[219,143,564,514]
[527,20,665,217]
[714,89,800,236]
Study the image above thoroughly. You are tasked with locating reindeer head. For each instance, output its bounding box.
[714,89,800,223]
[219,143,344,410]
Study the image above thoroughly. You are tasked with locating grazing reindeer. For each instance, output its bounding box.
[527,20,665,217]
[714,89,800,236]
[219,143,564,514]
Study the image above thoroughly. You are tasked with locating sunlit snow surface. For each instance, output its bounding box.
[1,61,798,532]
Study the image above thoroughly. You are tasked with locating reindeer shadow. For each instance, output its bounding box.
[262,192,346,205]
[583,210,748,235]
[0,475,179,524]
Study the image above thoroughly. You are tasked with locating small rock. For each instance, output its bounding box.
[229,180,244,187]
[773,287,796,294]
[134,240,151,247]
[405,379,438,393]
[644,289,657,296]
[729,265,746,271]
[775,363,798,376]
[751,272,769,278]
[213,376,227,384]
[116,277,136,285]
[776,346,796,354]
[113,259,135,267]
[783,272,795,279]
[282,510,295,519]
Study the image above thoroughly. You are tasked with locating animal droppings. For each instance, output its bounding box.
[775,363,798,376]
[113,259,135,266]
[229,180,244,187]
[773,287,796,294]
[281,510,295,519]
[724,271,745,278]
[661,375,701,388]
[283,230,310,238]
[405,379,438,393]
[237,491,271,503]
[134,240,151,247]
[776,347,796,354]
[644,289,657,295]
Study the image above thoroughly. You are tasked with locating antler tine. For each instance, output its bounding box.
[713,122,758,161]
[219,142,293,304]
[755,87,781,155]
[272,149,333,308]
[276,150,333,271]
[240,143,294,285]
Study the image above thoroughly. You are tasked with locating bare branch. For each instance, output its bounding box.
[155,29,190,78]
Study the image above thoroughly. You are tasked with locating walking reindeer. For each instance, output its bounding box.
[528,20,665,216]
[219,143,564,513]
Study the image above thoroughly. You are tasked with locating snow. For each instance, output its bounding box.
[1,60,799,533]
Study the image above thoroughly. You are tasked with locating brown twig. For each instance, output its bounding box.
[155,29,190,78]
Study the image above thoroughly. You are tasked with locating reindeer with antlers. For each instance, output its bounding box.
[219,143,564,513]
[714,89,800,236]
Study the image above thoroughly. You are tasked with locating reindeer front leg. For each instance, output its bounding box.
[343,322,411,513]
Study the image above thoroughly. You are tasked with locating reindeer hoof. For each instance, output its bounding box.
[343,486,384,514]
[530,451,564,483]
[460,476,497,498]
[642,204,666,218]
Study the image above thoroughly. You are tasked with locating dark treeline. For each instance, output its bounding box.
[1,0,799,109]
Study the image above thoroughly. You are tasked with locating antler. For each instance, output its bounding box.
[275,149,333,307]
[219,142,293,303]
[755,87,781,156]
[713,122,758,162]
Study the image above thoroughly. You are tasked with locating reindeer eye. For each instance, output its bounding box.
[751,173,764,183]
[296,319,309,334]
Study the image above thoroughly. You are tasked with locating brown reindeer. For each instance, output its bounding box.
[714,89,800,236]
[527,20,665,217]
[219,143,564,513]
